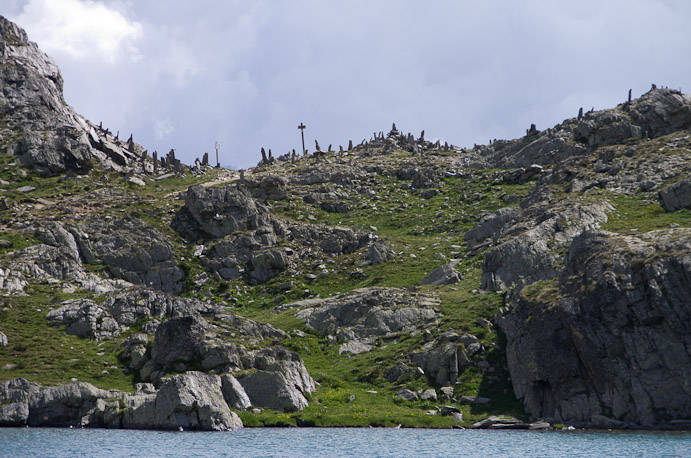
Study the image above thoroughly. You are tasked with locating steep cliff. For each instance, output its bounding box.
[498,230,691,428]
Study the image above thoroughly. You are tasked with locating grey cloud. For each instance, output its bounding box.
[8,0,691,168]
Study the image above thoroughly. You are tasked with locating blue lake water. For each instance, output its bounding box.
[0,427,689,458]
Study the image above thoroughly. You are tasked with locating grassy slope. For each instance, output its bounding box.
[1,143,689,428]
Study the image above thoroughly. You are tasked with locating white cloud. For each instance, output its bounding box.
[13,0,142,63]
[153,117,173,140]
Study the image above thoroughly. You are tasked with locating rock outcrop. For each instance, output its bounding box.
[498,229,691,428]
[0,375,242,431]
[659,178,691,212]
[181,185,272,239]
[477,200,613,292]
[293,287,439,343]
[0,16,143,173]
[124,372,243,431]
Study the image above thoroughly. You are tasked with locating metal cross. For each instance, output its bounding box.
[298,123,306,155]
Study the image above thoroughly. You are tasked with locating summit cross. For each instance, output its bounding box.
[298,123,306,155]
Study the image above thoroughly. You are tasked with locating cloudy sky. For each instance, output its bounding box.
[4,0,691,169]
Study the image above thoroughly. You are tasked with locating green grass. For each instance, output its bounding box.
[0,285,134,391]
[0,229,40,254]
[602,194,691,234]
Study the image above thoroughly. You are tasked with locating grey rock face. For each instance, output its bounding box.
[0,332,7,347]
[410,341,471,386]
[151,372,242,431]
[237,347,315,412]
[243,175,287,200]
[87,215,185,294]
[317,226,371,255]
[46,287,222,342]
[104,287,220,328]
[151,316,208,371]
[0,378,38,426]
[248,248,287,284]
[8,242,112,294]
[214,312,285,340]
[122,372,242,431]
[659,178,691,212]
[498,229,691,427]
[284,223,372,257]
[12,218,184,295]
[239,370,309,412]
[480,201,612,291]
[0,266,28,293]
[46,299,121,340]
[182,185,271,238]
[120,334,149,371]
[36,221,80,261]
[468,88,691,170]
[221,374,251,410]
[134,313,314,412]
[0,16,91,172]
[294,287,439,341]
[203,226,277,281]
[27,381,119,427]
[574,88,691,149]
[367,240,395,265]
[421,263,462,286]
[464,207,521,249]
[0,17,141,173]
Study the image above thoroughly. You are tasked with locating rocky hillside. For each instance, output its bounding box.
[0,16,689,431]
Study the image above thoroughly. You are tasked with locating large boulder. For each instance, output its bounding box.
[659,178,691,212]
[86,215,185,294]
[150,316,208,372]
[221,374,251,410]
[152,372,242,431]
[122,372,242,431]
[410,341,471,386]
[421,263,462,286]
[35,221,81,262]
[367,240,395,265]
[248,248,287,284]
[181,185,271,238]
[498,229,691,427]
[46,299,121,340]
[202,226,278,282]
[243,175,287,200]
[239,371,309,412]
[294,287,439,341]
[238,347,315,412]
[27,381,120,427]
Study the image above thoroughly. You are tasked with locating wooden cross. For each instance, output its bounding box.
[298,123,306,155]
